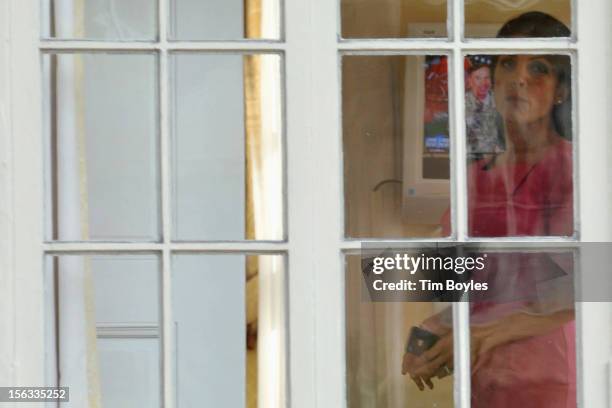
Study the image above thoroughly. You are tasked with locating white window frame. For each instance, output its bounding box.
[1,0,611,408]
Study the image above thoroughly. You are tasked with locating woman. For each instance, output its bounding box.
[402,12,576,408]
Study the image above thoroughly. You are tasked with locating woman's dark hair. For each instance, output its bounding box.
[493,12,572,139]
[497,11,570,38]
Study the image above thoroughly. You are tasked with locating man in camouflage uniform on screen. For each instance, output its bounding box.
[465,55,504,156]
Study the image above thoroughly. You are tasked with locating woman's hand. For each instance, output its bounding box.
[414,333,454,385]
[401,332,453,390]
[401,352,434,391]
[401,309,575,390]
[470,324,500,370]
[401,326,499,390]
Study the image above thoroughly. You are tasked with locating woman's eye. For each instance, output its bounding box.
[499,58,516,70]
[528,61,551,76]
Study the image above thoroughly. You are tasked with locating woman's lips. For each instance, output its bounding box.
[506,95,529,104]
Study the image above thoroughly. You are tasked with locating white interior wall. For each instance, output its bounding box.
[172,255,246,408]
[171,0,243,39]
[172,53,245,241]
[83,53,159,241]
[91,257,159,324]
[84,0,156,39]
[91,256,160,408]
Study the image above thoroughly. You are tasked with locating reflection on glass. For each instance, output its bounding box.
[468,250,576,408]
[462,40,572,237]
[343,55,450,239]
[46,255,160,407]
[172,54,283,241]
[45,53,159,242]
[345,255,454,407]
[171,0,280,40]
[465,1,571,38]
[44,0,157,40]
[341,0,447,38]
[172,254,285,408]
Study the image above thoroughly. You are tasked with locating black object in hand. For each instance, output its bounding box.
[406,326,440,356]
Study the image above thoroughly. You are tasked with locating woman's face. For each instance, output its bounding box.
[493,55,562,127]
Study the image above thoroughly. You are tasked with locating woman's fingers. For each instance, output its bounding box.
[401,353,411,375]
[422,348,441,363]
[402,352,429,375]
[411,374,425,391]
[402,353,422,375]
[422,333,453,362]
[422,341,444,361]
[403,347,451,390]
[402,353,434,391]
[410,373,434,391]
[472,346,493,373]
[414,352,450,378]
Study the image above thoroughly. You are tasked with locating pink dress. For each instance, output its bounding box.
[444,139,576,408]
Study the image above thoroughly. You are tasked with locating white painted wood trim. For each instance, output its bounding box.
[449,1,471,404]
[576,0,612,407]
[39,40,286,52]
[0,0,16,391]
[157,0,175,405]
[284,0,317,406]
[306,0,346,406]
[42,241,289,253]
[338,39,577,52]
[96,323,160,339]
[2,0,45,393]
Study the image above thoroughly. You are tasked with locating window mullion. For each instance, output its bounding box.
[39,40,286,52]
[337,40,576,53]
[450,0,471,406]
[158,0,175,406]
[307,0,345,406]
[283,0,320,406]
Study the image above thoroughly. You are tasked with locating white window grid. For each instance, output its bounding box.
[2,0,610,407]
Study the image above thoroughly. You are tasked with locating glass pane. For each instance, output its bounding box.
[343,55,451,239]
[46,255,160,407]
[465,54,573,237]
[465,2,571,38]
[170,0,281,40]
[345,254,454,407]
[44,53,160,242]
[468,249,576,407]
[341,0,447,38]
[44,0,157,40]
[172,254,286,408]
[171,54,283,241]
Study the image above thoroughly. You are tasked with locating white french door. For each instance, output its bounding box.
[1,0,611,407]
